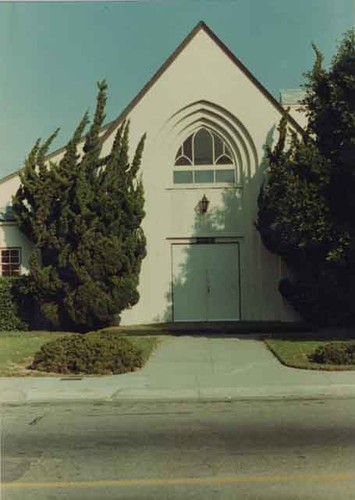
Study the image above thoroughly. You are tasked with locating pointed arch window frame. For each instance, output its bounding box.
[174,128,236,185]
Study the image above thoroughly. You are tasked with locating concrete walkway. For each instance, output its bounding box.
[1,336,355,404]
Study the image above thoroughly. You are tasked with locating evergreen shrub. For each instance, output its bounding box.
[256,30,355,326]
[30,332,144,374]
[309,342,355,365]
[0,277,28,331]
[13,81,146,332]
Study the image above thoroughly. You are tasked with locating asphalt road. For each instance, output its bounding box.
[1,398,355,499]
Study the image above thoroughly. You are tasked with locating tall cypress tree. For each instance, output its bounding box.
[13,81,146,331]
[256,30,355,326]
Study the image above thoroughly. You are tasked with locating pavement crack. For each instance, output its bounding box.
[110,389,123,400]
[28,415,44,426]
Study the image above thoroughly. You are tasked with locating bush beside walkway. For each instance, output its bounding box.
[265,338,355,371]
[0,330,158,377]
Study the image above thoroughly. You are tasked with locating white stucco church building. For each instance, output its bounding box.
[0,22,305,325]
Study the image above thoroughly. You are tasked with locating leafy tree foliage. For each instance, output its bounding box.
[13,81,146,331]
[257,30,355,325]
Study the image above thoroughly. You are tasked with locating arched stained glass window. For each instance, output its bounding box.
[194,129,213,164]
[174,128,235,184]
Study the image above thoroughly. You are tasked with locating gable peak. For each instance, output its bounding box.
[184,21,222,44]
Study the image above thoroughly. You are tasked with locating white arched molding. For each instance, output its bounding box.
[162,100,258,186]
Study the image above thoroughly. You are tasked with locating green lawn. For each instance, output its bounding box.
[0,330,158,377]
[264,338,355,371]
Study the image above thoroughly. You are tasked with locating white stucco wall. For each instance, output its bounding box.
[100,29,301,324]
[286,106,308,130]
[0,176,32,274]
[0,223,32,274]
[0,175,22,207]
[280,89,307,130]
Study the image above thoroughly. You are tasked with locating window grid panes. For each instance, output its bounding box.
[174,128,235,184]
[0,248,21,276]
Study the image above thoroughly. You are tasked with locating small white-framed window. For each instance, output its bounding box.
[174,128,235,184]
[0,248,21,276]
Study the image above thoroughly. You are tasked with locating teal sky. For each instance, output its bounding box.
[0,0,353,176]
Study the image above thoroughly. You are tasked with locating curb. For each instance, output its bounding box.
[2,385,355,406]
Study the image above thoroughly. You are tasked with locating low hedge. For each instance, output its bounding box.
[309,341,355,365]
[0,277,28,331]
[30,331,145,374]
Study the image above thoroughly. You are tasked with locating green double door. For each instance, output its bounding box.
[172,243,240,321]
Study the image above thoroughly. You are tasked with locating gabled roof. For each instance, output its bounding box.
[101,21,305,143]
[0,21,304,185]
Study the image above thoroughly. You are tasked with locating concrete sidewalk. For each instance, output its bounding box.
[1,336,355,404]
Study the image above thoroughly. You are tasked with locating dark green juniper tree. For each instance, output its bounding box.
[256,30,355,326]
[13,81,146,331]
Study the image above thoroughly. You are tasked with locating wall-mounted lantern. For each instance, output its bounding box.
[198,194,210,214]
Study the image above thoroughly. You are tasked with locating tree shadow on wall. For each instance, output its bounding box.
[159,126,278,326]
[161,187,244,323]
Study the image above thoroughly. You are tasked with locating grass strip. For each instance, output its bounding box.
[264,338,355,371]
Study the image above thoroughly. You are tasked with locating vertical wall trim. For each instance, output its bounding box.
[170,243,175,322]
